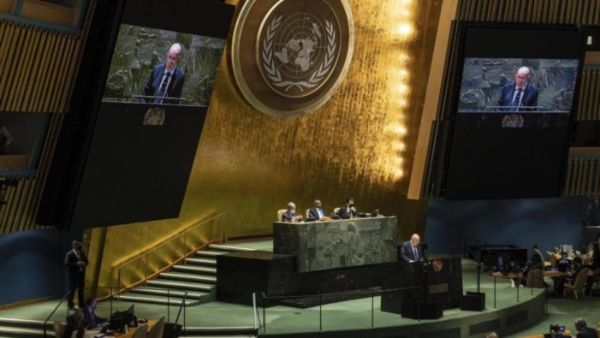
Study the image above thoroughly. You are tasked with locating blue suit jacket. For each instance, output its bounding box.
[143,64,185,104]
[497,82,538,111]
[399,241,424,262]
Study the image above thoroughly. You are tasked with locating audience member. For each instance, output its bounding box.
[485,332,498,338]
[83,298,108,329]
[574,318,599,338]
[64,309,87,338]
[543,323,570,338]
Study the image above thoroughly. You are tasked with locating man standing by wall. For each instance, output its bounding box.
[65,240,88,309]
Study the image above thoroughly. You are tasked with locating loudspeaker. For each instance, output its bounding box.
[400,301,443,319]
[460,291,485,311]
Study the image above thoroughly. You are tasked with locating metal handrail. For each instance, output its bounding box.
[251,285,426,334]
[112,213,225,290]
[173,291,188,332]
[42,290,73,338]
[252,292,261,330]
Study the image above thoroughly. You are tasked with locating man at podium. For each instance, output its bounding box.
[400,233,424,263]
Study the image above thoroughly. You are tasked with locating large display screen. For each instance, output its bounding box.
[459,57,579,115]
[103,24,225,106]
[442,25,584,200]
[67,0,233,227]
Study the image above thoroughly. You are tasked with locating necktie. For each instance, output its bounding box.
[155,72,172,103]
[413,246,418,261]
[511,88,523,111]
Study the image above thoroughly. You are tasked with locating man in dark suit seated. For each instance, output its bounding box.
[400,234,424,263]
[335,198,357,219]
[282,202,303,222]
[308,199,326,221]
[574,318,599,338]
[143,43,185,104]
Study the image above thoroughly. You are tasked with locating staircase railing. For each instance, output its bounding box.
[112,213,226,295]
[173,291,188,332]
[251,292,263,332]
[43,286,121,337]
[42,290,71,338]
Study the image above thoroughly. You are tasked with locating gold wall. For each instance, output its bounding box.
[88,0,443,288]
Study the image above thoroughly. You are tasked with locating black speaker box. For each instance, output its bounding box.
[400,301,443,319]
[460,291,485,311]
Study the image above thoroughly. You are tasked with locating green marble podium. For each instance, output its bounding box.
[273,216,398,272]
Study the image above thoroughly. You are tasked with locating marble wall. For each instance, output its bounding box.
[274,217,398,272]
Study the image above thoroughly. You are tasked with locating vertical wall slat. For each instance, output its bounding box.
[0,17,87,234]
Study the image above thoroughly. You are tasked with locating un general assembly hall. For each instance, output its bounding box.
[2,0,600,337]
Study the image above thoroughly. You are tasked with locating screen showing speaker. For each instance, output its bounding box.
[103,24,225,106]
[443,25,585,200]
[458,57,579,114]
[68,0,233,227]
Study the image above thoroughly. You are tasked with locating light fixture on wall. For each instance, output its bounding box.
[382,0,416,181]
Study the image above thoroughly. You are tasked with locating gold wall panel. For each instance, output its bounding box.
[0,17,83,234]
[577,68,600,121]
[89,0,443,288]
[565,148,600,195]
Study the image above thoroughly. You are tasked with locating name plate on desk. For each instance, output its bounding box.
[273,216,398,272]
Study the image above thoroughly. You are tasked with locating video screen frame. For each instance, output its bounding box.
[102,23,226,107]
[438,22,587,200]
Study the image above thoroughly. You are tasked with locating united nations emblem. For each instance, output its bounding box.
[230,0,354,117]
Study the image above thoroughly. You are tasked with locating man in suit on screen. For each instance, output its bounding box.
[143,43,185,104]
[497,66,539,112]
[400,233,424,263]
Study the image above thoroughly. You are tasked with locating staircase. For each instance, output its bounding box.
[0,317,56,337]
[118,243,255,306]
[181,325,258,338]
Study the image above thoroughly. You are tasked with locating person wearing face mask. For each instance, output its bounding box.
[282,202,303,222]
[335,198,357,219]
